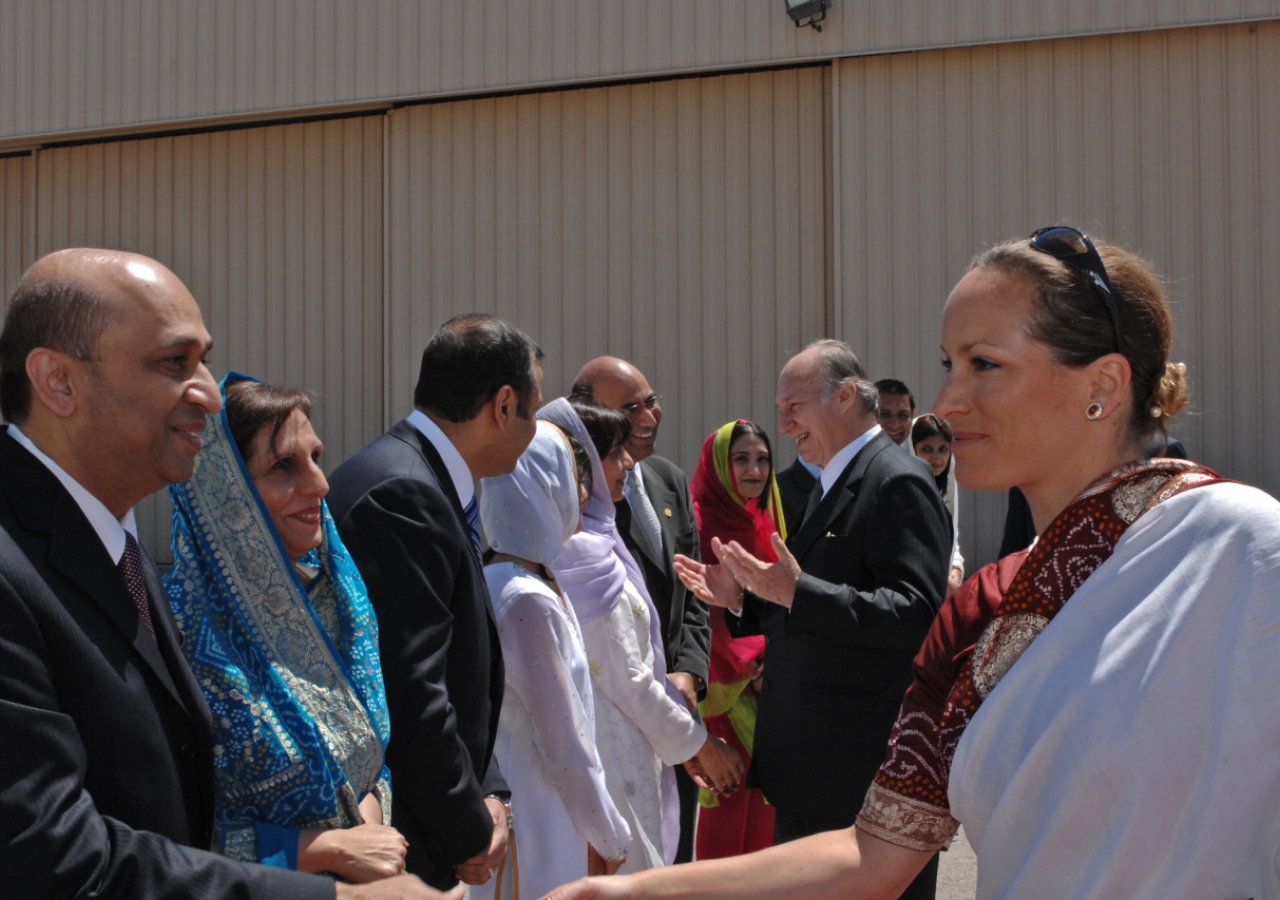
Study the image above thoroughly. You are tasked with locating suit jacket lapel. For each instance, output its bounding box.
[788,431,892,561]
[0,433,193,712]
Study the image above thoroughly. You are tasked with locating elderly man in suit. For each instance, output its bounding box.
[674,339,951,900]
[570,356,711,864]
[0,248,452,900]
[327,315,541,892]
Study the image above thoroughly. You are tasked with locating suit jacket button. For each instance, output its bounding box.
[177,742,196,761]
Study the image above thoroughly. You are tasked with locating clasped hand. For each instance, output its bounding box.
[674,534,802,610]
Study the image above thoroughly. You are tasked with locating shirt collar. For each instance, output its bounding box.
[8,424,138,564]
[629,459,647,492]
[407,409,475,507]
[818,425,882,498]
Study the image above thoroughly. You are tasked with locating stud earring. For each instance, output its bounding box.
[1150,405,1164,418]
[1085,402,1104,420]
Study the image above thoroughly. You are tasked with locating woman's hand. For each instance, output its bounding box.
[685,735,745,795]
[588,843,626,876]
[542,877,632,900]
[335,876,465,900]
[298,822,409,883]
[946,566,963,598]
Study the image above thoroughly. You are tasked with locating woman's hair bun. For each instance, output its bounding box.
[1151,361,1190,420]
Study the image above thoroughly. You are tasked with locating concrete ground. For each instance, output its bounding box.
[936,826,978,900]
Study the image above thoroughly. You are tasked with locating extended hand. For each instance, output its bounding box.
[455,797,510,885]
[673,538,744,610]
[667,671,699,714]
[685,735,745,795]
[336,876,465,900]
[298,823,408,883]
[719,534,802,609]
[541,876,634,900]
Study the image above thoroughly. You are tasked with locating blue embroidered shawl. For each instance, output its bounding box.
[164,373,391,864]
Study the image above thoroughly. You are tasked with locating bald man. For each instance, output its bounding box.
[571,357,710,864]
[0,250,454,900]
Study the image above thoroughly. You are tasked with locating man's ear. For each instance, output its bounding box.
[25,347,82,419]
[1088,352,1133,418]
[491,384,518,429]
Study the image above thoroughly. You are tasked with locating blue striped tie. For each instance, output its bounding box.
[464,496,482,556]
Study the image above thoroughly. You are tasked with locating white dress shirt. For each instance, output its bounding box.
[407,409,475,507]
[8,424,138,564]
[818,424,882,499]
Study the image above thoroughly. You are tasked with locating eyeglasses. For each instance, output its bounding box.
[620,395,662,418]
[1028,226,1125,356]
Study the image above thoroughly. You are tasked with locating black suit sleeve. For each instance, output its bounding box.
[666,468,711,688]
[785,470,950,650]
[0,564,333,900]
[334,477,496,866]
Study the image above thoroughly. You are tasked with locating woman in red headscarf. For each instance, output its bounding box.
[689,420,787,859]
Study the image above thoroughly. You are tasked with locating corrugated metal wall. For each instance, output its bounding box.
[22,116,384,559]
[2,0,1277,145]
[0,154,34,298]
[2,19,1277,570]
[834,19,1280,567]
[385,66,828,479]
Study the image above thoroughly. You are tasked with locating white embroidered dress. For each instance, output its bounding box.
[581,578,706,873]
[472,562,630,900]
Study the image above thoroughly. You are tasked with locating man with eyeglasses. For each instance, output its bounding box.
[571,356,711,865]
[873,378,915,446]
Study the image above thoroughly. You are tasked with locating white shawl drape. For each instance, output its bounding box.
[949,481,1280,899]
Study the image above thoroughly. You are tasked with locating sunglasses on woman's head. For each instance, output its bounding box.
[1028,226,1125,356]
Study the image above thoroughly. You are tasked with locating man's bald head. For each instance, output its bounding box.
[0,249,182,424]
[572,356,663,461]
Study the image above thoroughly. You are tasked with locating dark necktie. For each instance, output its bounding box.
[119,531,156,640]
[799,479,824,530]
[464,496,482,556]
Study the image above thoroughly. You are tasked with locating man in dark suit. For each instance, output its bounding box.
[327,315,541,891]
[0,249,450,900]
[676,340,950,900]
[571,356,711,864]
[773,455,820,535]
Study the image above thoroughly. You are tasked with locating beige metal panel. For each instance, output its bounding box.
[31,115,384,561]
[4,1,1280,145]
[0,154,36,299]
[387,66,827,480]
[835,20,1280,569]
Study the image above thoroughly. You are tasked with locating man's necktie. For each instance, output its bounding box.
[464,496,482,557]
[799,479,824,530]
[119,531,156,639]
[625,469,664,559]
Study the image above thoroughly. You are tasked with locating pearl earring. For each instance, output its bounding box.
[1085,402,1104,420]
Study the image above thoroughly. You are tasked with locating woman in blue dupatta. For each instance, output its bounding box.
[165,374,405,883]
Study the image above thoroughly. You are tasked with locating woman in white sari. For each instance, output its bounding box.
[546,227,1280,900]
[473,419,631,900]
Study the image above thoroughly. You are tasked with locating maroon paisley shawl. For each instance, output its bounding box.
[856,459,1224,852]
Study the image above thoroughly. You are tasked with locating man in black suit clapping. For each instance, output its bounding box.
[327,315,542,892]
[675,339,950,900]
